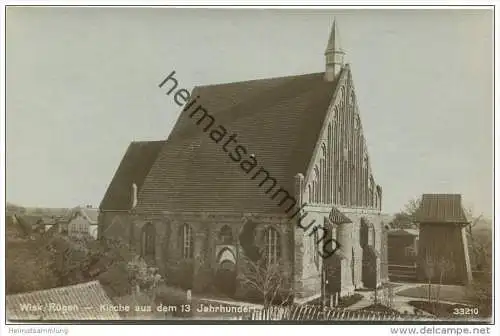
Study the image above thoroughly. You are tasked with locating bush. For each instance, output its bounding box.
[164,260,194,290]
[155,284,196,317]
[6,240,59,294]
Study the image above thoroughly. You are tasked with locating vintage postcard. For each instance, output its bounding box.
[3,5,495,328]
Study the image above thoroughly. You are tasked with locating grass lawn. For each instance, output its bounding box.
[397,285,472,304]
[357,282,402,292]
[308,293,364,308]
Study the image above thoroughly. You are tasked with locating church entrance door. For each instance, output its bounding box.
[215,260,237,296]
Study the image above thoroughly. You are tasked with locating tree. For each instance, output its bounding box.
[433,256,455,311]
[5,240,59,294]
[422,252,456,316]
[43,232,141,296]
[390,197,421,229]
[239,255,291,308]
[465,231,492,318]
[464,207,489,270]
[422,251,436,305]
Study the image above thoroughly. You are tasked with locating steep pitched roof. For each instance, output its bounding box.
[325,19,343,54]
[67,206,99,224]
[100,140,165,211]
[83,208,99,223]
[6,281,121,320]
[415,194,469,224]
[136,70,343,214]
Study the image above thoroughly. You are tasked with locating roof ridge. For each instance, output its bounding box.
[78,208,98,224]
[100,140,166,211]
[196,71,324,89]
[168,72,330,143]
[130,140,165,145]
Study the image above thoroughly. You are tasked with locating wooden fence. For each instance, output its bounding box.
[237,305,435,321]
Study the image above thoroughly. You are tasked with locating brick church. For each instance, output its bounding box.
[99,21,389,302]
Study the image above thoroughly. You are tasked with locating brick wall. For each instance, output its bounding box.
[102,212,296,300]
[100,209,389,301]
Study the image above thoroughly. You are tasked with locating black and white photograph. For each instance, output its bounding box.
[2,4,495,329]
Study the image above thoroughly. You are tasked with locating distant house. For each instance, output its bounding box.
[40,216,58,233]
[6,280,121,320]
[66,206,99,239]
[388,228,419,266]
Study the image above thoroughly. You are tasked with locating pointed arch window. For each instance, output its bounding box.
[219,225,233,245]
[321,143,327,203]
[141,222,155,259]
[263,227,281,265]
[313,166,320,203]
[369,175,375,207]
[343,160,349,205]
[180,224,194,259]
[367,221,375,247]
[327,123,333,204]
[313,229,320,269]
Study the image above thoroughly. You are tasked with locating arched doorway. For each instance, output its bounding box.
[215,248,237,296]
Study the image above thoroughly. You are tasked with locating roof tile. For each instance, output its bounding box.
[6,281,121,320]
[136,71,342,213]
[416,194,468,224]
[100,141,165,211]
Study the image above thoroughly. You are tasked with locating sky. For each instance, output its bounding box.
[5,8,493,216]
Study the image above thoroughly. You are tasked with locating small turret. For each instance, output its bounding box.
[324,19,345,82]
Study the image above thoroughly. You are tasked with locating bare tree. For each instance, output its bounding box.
[423,251,436,305]
[404,197,422,218]
[434,256,455,311]
[465,231,492,318]
[423,252,455,315]
[239,255,291,308]
[463,205,484,238]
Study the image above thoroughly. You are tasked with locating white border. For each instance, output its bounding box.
[1,2,497,335]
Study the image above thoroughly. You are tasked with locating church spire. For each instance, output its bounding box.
[324,19,345,82]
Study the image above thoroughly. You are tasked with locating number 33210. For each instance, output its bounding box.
[453,307,479,315]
